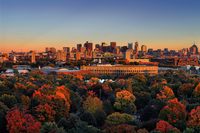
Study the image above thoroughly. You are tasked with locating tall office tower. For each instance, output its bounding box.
[110,42,117,52]
[77,44,82,52]
[114,46,121,54]
[141,45,147,53]
[84,41,93,56]
[125,49,135,61]
[63,47,70,58]
[56,50,66,61]
[134,42,139,53]
[84,41,93,51]
[31,51,36,63]
[63,47,70,53]
[128,43,133,49]
[190,43,198,55]
[180,48,188,56]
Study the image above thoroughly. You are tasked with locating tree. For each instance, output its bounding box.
[6,108,41,133]
[35,103,56,122]
[105,124,136,133]
[193,83,200,97]
[155,120,181,133]
[58,113,100,133]
[187,106,200,127]
[178,83,194,98]
[20,95,30,109]
[159,98,187,129]
[156,86,175,101]
[0,102,9,132]
[40,122,65,133]
[70,90,82,113]
[83,95,103,114]
[0,94,17,108]
[106,112,134,125]
[114,90,136,114]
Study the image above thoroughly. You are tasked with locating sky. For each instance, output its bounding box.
[0,0,200,52]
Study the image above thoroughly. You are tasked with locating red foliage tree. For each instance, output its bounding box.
[35,103,56,122]
[187,106,200,127]
[6,108,41,133]
[159,98,187,125]
[156,120,180,133]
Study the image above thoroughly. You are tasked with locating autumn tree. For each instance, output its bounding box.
[187,106,200,127]
[159,98,187,129]
[105,124,136,133]
[6,108,41,133]
[156,86,175,101]
[193,83,200,97]
[155,120,181,133]
[33,85,71,121]
[178,83,194,98]
[83,95,103,114]
[114,90,136,114]
[35,103,56,122]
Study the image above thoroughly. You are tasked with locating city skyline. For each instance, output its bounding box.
[1,0,200,52]
[0,41,198,53]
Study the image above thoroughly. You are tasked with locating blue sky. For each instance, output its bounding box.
[0,0,200,51]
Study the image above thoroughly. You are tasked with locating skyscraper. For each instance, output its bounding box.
[110,42,117,49]
[141,45,147,53]
[84,41,93,56]
[63,47,70,59]
[128,43,133,49]
[77,44,82,52]
[84,41,93,51]
[189,44,198,55]
[31,51,36,63]
[134,42,139,53]
[56,50,66,61]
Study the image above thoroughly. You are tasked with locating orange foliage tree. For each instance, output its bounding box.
[114,90,136,114]
[33,85,71,121]
[193,83,200,97]
[156,86,175,100]
[6,108,41,133]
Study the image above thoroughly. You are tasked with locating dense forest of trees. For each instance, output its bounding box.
[0,70,200,133]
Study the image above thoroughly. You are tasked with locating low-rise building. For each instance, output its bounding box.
[81,64,158,75]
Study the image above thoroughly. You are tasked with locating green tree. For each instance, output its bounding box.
[106,112,134,125]
[83,95,103,114]
[0,94,17,108]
